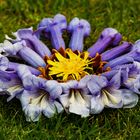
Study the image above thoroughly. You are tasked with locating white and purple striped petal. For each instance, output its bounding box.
[60,80,91,117]
[15,65,63,121]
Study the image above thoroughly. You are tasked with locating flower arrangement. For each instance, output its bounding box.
[0,14,139,122]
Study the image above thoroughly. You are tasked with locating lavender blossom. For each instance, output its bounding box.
[101,41,132,61]
[68,17,91,52]
[16,65,63,121]
[114,61,140,94]
[11,28,51,57]
[37,14,67,50]
[79,71,138,114]
[1,40,46,68]
[60,80,92,117]
[104,40,140,69]
[88,28,122,57]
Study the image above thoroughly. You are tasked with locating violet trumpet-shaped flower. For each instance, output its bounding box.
[88,28,122,57]
[0,69,23,101]
[0,51,41,75]
[8,62,41,75]
[68,17,91,52]
[79,71,138,114]
[104,41,140,69]
[16,65,63,122]
[1,40,46,68]
[60,80,92,117]
[101,41,132,61]
[0,56,42,101]
[115,61,140,94]
[37,14,67,50]
[9,27,51,57]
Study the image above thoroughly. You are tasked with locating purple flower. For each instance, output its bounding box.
[101,41,132,61]
[88,28,122,57]
[68,17,91,52]
[0,69,23,101]
[115,61,140,94]
[80,71,138,114]
[104,40,140,69]
[60,80,92,117]
[6,27,51,57]
[1,40,46,68]
[37,14,67,50]
[16,65,63,122]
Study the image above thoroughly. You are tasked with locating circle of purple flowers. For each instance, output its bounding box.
[0,14,139,122]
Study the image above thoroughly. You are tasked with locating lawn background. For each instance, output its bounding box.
[0,0,140,139]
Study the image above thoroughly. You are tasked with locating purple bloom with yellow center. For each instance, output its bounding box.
[0,14,139,121]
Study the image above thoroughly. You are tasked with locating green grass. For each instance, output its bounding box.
[1,0,140,139]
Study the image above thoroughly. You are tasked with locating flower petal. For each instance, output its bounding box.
[101,41,132,61]
[90,95,104,114]
[87,75,108,95]
[3,40,23,55]
[109,70,121,89]
[0,70,22,96]
[102,88,123,108]
[40,96,58,118]
[41,99,63,118]
[0,54,9,71]
[7,85,23,101]
[17,65,46,90]
[123,74,140,94]
[45,80,62,99]
[78,75,92,88]
[101,70,119,80]
[60,80,78,94]
[59,93,69,110]
[15,28,51,57]
[68,91,91,117]
[121,89,138,108]
[17,90,41,122]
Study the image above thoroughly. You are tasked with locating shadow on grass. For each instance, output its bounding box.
[0,95,140,139]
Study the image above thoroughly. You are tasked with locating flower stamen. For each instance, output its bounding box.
[47,49,93,81]
[38,48,111,81]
